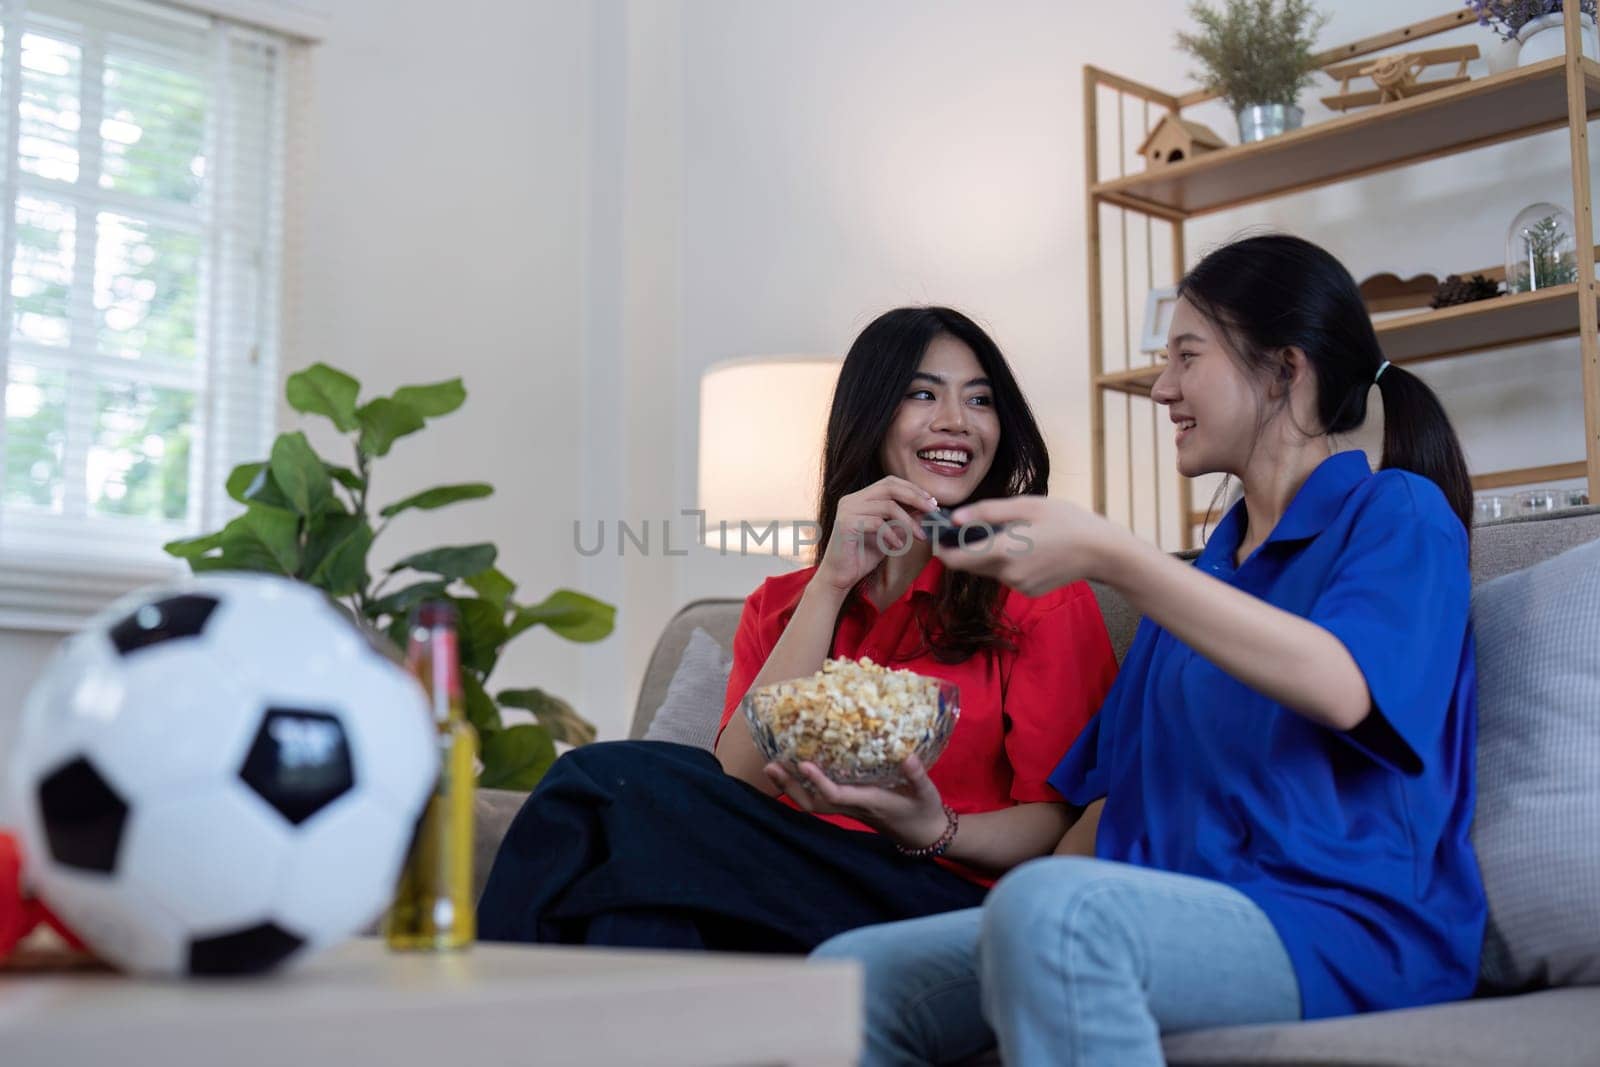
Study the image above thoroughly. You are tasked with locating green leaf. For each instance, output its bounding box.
[477,723,557,790]
[1173,0,1327,113]
[510,589,616,643]
[383,615,410,657]
[366,579,450,620]
[164,529,224,560]
[269,432,332,517]
[226,462,295,512]
[304,515,373,597]
[464,567,515,609]
[461,671,502,735]
[326,464,365,492]
[299,514,352,580]
[286,363,361,432]
[453,596,509,675]
[226,462,264,503]
[392,378,466,418]
[220,507,301,574]
[496,687,597,747]
[356,398,426,457]
[378,482,493,519]
[391,543,497,580]
[249,509,303,574]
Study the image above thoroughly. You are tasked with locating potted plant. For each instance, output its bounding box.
[1176,0,1329,143]
[1468,2,1600,65]
[164,363,616,791]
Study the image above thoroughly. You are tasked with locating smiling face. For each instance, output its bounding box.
[1150,296,1270,479]
[877,333,1000,506]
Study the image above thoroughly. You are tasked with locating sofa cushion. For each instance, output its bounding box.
[950,987,1600,1067]
[1087,579,1142,665]
[1471,506,1600,583]
[631,599,743,739]
[473,788,527,905]
[1470,535,1600,991]
[1160,985,1600,1067]
[641,626,733,751]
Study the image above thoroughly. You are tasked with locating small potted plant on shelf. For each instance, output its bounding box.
[1468,2,1600,65]
[1176,0,1329,143]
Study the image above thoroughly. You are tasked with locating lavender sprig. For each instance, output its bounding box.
[1466,1,1599,41]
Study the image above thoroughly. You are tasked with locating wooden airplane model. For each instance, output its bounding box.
[1322,44,1479,112]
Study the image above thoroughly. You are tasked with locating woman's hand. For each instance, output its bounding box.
[813,476,938,595]
[764,755,950,850]
[931,496,1136,596]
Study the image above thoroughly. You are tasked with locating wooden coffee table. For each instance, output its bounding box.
[0,938,862,1066]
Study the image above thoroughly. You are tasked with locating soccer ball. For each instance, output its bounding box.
[3,573,438,976]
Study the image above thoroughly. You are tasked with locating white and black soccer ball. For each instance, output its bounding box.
[2,573,437,976]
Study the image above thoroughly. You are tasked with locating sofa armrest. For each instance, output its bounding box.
[472,788,529,906]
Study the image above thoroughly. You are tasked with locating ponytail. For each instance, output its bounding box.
[1179,234,1475,540]
[1375,363,1474,536]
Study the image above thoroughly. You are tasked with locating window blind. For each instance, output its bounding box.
[0,0,288,628]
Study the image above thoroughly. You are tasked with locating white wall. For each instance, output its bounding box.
[288,0,593,726]
[575,0,692,743]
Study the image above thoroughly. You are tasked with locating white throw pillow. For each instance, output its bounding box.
[1471,535,1600,990]
[641,627,733,752]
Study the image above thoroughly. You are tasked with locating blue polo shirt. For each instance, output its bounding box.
[1048,450,1485,1019]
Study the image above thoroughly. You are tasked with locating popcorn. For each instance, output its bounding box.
[743,657,956,785]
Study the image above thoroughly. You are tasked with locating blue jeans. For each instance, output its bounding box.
[813,857,1301,1066]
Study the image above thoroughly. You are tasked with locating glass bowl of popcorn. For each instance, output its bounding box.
[740,657,960,788]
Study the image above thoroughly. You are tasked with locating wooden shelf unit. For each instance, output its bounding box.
[1184,461,1591,531]
[1101,284,1597,398]
[1087,8,1600,548]
[1094,57,1600,219]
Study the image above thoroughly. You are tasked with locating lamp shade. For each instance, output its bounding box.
[698,356,840,556]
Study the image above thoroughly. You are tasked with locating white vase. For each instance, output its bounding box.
[1516,12,1600,66]
[1482,35,1522,75]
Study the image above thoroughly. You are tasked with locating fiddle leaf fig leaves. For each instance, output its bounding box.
[163,364,613,792]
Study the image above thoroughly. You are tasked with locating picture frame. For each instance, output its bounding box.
[1140,286,1180,353]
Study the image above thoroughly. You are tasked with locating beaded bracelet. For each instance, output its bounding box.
[895,804,959,859]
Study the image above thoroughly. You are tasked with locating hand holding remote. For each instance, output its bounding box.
[924,506,1004,549]
[932,496,1132,596]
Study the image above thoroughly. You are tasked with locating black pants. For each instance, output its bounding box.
[476,741,987,952]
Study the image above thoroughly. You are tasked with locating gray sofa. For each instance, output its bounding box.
[473,506,1600,1066]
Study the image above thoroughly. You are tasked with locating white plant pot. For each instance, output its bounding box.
[1482,35,1522,75]
[1516,13,1600,66]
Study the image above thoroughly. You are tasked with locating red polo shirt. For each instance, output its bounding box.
[718,559,1117,846]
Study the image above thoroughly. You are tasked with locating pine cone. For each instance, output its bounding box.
[1430,274,1501,309]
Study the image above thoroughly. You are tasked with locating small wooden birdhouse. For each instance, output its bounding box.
[1138,116,1226,167]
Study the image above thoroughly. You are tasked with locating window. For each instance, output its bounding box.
[0,0,286,628]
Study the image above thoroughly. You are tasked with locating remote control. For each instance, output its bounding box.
[925,506,1001,549]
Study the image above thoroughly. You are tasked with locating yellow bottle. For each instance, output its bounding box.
[385,600,478,951]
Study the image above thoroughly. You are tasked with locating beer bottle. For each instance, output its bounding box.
[384,600,477,950]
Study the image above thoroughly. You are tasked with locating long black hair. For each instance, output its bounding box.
[815,306,1050,662]
[1178,234,1473,534]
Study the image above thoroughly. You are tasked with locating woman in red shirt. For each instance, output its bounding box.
[476,306,1116,951]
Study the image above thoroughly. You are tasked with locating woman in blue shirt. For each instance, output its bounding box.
[807,234,1486,1066]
